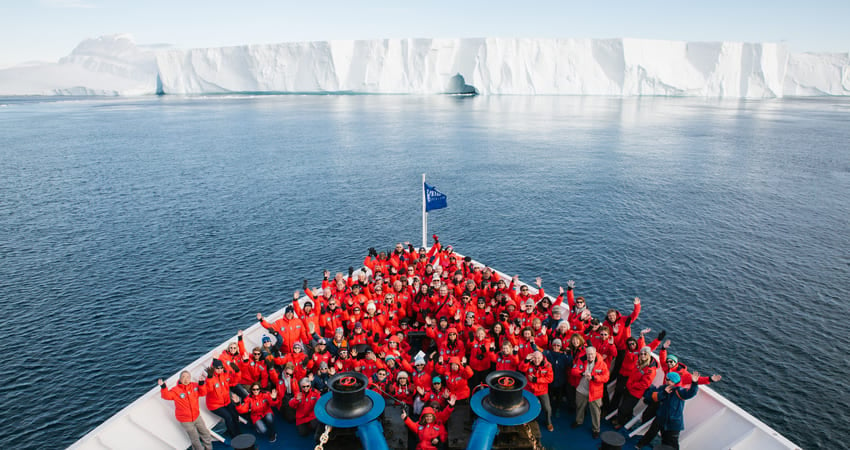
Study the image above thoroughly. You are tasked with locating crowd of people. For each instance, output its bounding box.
[158,236,721,450]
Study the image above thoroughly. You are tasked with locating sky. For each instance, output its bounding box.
[1,0,848,67]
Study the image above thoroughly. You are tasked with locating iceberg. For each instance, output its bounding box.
[0,34,848,97]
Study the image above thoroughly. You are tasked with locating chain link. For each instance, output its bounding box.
[314,424,332,450]
[523,423,544,450]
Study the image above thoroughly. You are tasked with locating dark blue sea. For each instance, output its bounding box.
[1,95,848,449]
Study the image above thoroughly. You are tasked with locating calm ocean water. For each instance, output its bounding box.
[1,95,848,449]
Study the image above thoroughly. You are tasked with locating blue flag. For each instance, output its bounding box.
[424,183,447,212]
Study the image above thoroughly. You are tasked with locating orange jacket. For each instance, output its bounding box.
[320,307,346,338]
[203,371,239,411]
[293,299,321,334]
[160,382,205,423]
[659,348,712,386]
[261,315,309,352]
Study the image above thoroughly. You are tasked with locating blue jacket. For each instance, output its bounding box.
[644,382,699,431]
[544,349,569,387]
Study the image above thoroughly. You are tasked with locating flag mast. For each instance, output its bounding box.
[422,173,427,249]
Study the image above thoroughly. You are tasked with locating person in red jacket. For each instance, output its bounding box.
[269,362,299,422]
[613,345,658,429]
[158,371,212,450]
[236,382,281,442]
[237,345,270,388]
[333,345,357,373]
[608,328,657,415]
[293,288,321,333]
[438,327,465,361]
[416,376,451,411]
[490,321,517,352]
[495,341,520,371]
[468,327,496,389]
[605,297,642,377]
[436,357,474,401]
[410,355,436,392]
[218,340,243,376]
[258,306,309,353]
[570,346,610,439]
[288,377,323,437]
[402,407,447,450]
[202,359,241,438]
[389,370,416,407]
[519,351,555,432]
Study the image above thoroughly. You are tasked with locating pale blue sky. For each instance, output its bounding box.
[1,0,847,67]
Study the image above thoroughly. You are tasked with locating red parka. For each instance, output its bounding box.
[236,392,282,424]
[569,355,610,402]
[626,358,659,398]
[160,381,205,423]
[404,414,447,450]
[203,371,239,411]
[519,359,554,396]
[260,315,309,353]
[436,359,474,400]
[287,388,322,425]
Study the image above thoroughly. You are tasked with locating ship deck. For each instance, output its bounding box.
[210,400,646,450]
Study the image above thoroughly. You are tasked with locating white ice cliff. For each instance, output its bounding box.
[1,34,848,97]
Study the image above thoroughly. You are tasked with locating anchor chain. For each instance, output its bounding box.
[314,424,332,450]
[523,422,544,450]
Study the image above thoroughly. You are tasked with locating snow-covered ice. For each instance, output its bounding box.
[1,34,847,97]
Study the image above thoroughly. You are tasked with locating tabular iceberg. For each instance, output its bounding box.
[1,34,848,97]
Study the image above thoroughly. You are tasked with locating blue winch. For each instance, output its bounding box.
[467,371,542,450]
[314,372,389,450]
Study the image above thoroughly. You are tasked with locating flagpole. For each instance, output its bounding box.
[422,173,427,249]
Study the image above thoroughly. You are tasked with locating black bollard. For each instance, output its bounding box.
[230,433,256,450]
[481,371,531,417]
[324,372,374,420]
[600,430,626,450]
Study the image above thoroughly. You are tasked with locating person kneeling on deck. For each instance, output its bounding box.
[235,382,281,442]
[635,371,700,449]
[570,346,609,439]
[158,371,213,450]
[289,377,322,437]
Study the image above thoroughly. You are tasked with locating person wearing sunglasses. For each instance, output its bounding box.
[288,377,322,437]
[235,382,281,442]
[237,345,269,389]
